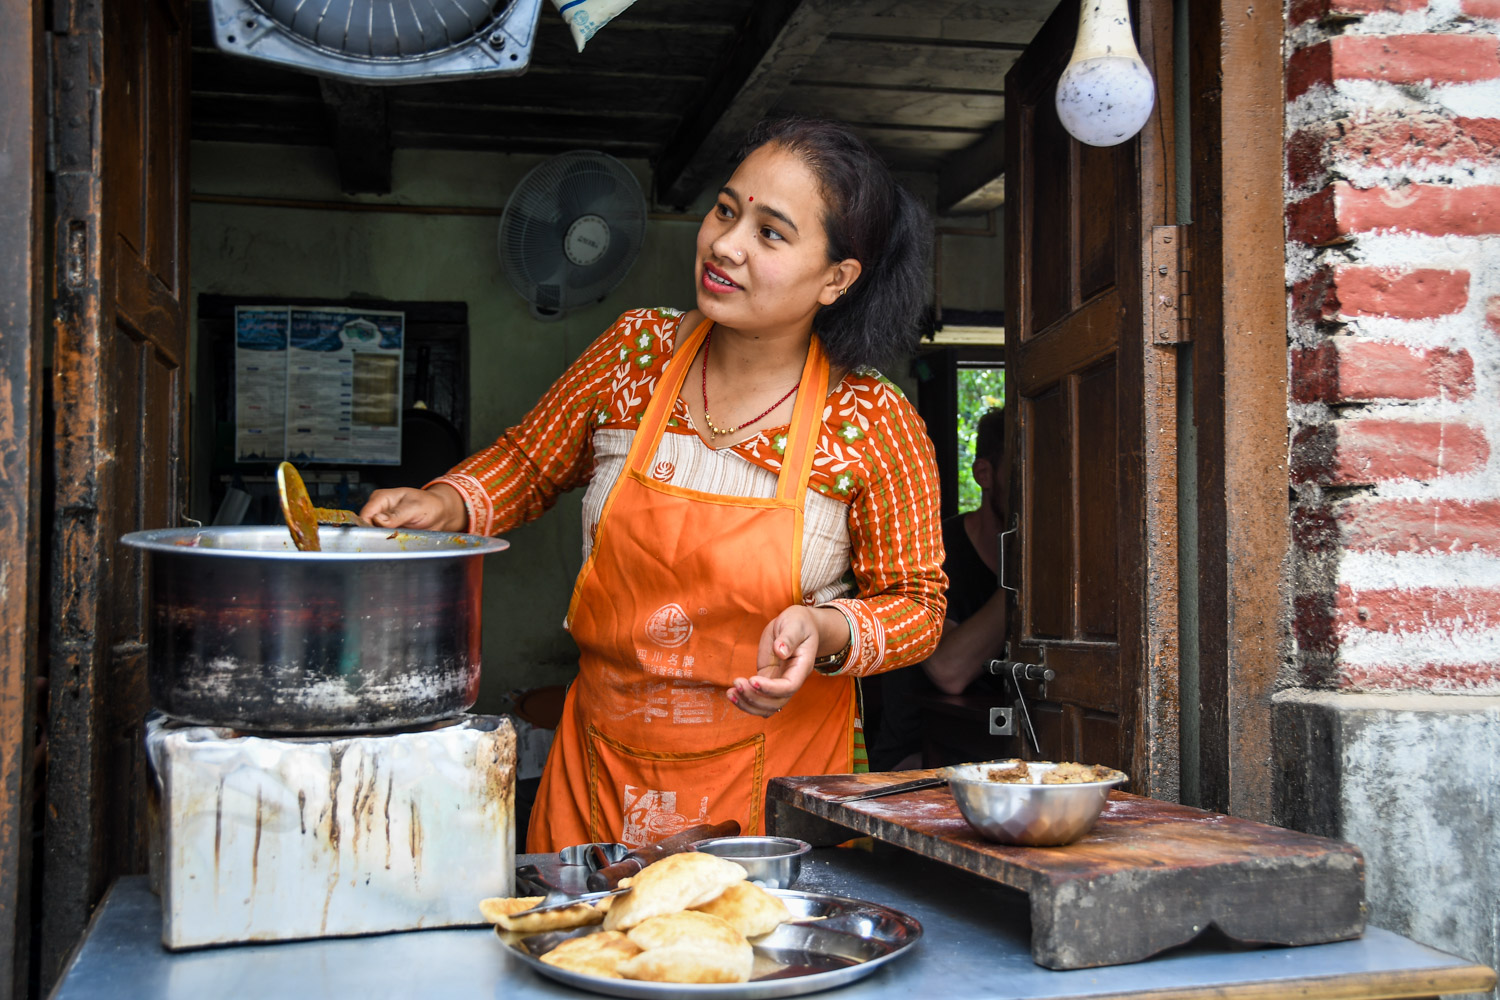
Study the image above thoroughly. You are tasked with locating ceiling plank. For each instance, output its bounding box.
[391,132,658,156]
[655,0,831,209]
[803,37,1019,92]
[835,9,1051,46]
[607,0,756,27]
[776,85,1004,130]
[526,15,737,79]
[319,80,393,195]
[192,124,332,146]
[937,119,1005,214]
[386,104,680,148]
[191,92,324,130]
[849,124,983,152]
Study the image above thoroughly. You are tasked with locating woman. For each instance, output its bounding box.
[361,117,946,852]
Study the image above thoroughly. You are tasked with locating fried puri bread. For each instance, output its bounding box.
[591,876,632,913]
[625,910,747,953]
[602,852,749,931]
[618,943,755,984]
[691,880,793,938]
[479,895,605,933]
[539,931,642,978]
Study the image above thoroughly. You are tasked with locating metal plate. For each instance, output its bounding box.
[500,889,922,999]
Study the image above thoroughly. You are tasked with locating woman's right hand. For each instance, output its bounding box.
[359,484,468,532]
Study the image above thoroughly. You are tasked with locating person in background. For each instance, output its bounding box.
[361,116,946,851]
[868,406,1007,771]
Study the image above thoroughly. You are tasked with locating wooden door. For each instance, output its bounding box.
[1002,1,1179,795]
[45,0,190,983]
[0,2,48,997]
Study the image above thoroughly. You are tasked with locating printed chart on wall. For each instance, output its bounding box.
[234,305,405,465]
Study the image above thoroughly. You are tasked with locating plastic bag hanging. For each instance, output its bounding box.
[551,0,638,52]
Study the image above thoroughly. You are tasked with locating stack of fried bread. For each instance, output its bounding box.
[481,851,794,983]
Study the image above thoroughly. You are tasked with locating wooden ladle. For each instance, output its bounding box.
[277,461,371,552]
[277,461,323,551]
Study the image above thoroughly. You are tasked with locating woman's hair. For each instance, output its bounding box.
[736,116,932,373]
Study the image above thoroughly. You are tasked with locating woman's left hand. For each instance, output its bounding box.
[729,606,819,717]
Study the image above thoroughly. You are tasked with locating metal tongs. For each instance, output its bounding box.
[511,867,635,917]
[510,820,741,918]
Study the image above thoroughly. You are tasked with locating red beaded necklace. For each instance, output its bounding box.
[699,329,801,438]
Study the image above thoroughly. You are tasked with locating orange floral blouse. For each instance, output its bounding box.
[434,308,946,676]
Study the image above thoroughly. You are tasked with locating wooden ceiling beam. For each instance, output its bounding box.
[318,79,393,195]
[654,0,831,209]
[937,119,1005,215]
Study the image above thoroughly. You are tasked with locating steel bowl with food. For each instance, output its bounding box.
[942,760,1128,847]
[691,835,811,889]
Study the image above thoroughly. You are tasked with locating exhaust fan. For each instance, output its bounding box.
[208,0,543,84]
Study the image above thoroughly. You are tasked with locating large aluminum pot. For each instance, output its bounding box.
[121,526,509,732]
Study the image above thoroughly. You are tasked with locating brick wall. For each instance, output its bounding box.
[1286,0,1500,693]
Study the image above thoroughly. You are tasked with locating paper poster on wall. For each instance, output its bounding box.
[234,307,289,462]
[286,308,405,465]
[234,305,405,465]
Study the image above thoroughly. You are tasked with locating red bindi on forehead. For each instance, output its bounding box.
[748,196,753,202]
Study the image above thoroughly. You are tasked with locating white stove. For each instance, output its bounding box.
[146,713,516,949]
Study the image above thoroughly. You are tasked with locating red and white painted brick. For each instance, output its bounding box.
[1286,0,1500,698]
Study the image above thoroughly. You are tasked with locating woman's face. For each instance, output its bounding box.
[694,143,857,336]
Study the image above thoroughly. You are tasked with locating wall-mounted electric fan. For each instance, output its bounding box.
[208,0,543,84]
[498,152,648,321]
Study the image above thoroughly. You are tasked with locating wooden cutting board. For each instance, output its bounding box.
[766,771,1366,970]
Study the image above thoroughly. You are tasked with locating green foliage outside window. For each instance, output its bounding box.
[956,367,1006,512]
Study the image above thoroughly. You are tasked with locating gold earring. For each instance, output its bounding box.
[838,287,847,297]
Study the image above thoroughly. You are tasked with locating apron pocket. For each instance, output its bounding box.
[585,724,766,846]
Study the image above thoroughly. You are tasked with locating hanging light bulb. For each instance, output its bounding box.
[1055,0,1156,147]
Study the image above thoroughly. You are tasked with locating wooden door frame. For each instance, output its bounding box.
[0,0,46,997]
[1186,1,1289,821]
[44,0,193,986]
[1002,0,1181,799]
[1002,0,1286,816]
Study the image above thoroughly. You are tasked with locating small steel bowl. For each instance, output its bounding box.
[942,760,1128,847]
[692,835,811,889]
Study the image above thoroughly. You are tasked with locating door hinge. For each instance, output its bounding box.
[1150,225,1192,344]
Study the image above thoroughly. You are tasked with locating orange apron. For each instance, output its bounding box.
[528,318,854,852]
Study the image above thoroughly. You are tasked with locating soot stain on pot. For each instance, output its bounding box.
[481,721,519,820]
[214,779,224,895]
[350,755,367,859]
[321,744,348,937]
[326,744,346,851]
[297,789,306,834]
[252,786,263,893]
[384,774,393,870]
[409,795,424,886]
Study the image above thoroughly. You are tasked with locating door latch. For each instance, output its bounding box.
[986,647,1053,754]
[988,706,1013,736]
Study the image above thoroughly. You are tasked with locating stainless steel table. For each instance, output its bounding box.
[51,847,1494,1000]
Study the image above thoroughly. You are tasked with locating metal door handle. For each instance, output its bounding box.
[999,527,1017,593]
